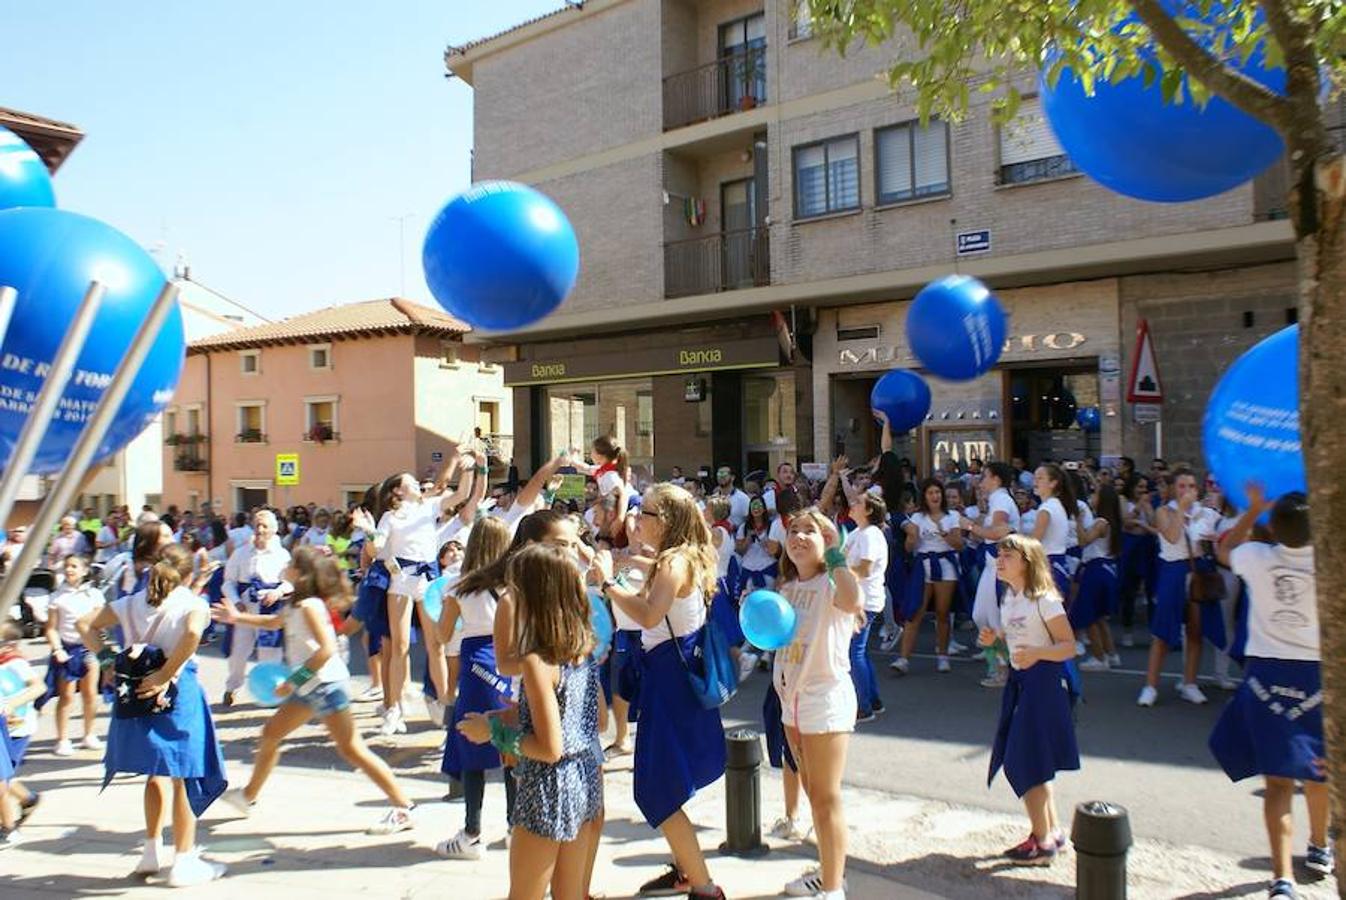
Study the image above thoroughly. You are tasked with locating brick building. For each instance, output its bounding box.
[448,0,1313,476]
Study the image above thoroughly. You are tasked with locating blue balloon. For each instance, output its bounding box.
[906,276,1007,381]
[423,575,447,623]
[1075,406,1101,433]
[423,181,579,331]
[247,661,292,708]
[870,369,932,432]
[1041,6,1285,202]
[739,589,797,651]
[588,589,613,660]
[1202,325,1303,513]
[0,127,55,211]
[0,208,185,474]
[0,665,24,696]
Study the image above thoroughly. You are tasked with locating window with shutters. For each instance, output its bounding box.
[789,0,813,40]
[875,120,951,205]
[793,135,861,219]
[997,96,1077,185]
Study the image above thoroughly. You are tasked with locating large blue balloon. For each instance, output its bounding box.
[739,589,797,651]
[907,275,1006,381]
[0,127,55,211]
[0,209,185,474]
[1041,5,1285,202]
[870,369,932,432]
[1203,325,1303,512]
[247,661,291,708]
[423,181,579,331]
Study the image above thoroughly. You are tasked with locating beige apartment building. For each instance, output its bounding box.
[160,299,511,514]
[448,0,1319,477]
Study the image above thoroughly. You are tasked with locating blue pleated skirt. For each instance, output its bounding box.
[36,643,92,710]
[988,662,1080,798]
[442,635,514,778]
[1069,558,1119,630]
[1209,658,1324,782]
[632,630,726,828]
[1047,554,1073,602]
[1151,559,1227,649]
[353,561,391,654]
[0,718,30,780]
[102,661,228,816]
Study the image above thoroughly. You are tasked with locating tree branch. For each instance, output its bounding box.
[1127,0,1293,131]
[1257,0,1328,135]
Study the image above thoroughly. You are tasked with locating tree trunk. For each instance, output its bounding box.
[1295,150,1346,895]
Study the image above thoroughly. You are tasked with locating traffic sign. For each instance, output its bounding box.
[1134,403,1162,424]
[1127,318,1164,404]
[276,453,300,486]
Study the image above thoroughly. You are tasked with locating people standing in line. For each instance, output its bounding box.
[1210,487,1333,899]
[983,534,1080,866]
[40,555,105,755]
[220,511,292,707]
[596,484,727,900]
[961,462,1022,688]
[1074,483,1123,670]
[894,479,964,676]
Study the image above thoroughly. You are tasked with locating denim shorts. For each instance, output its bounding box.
[287,680,351,718]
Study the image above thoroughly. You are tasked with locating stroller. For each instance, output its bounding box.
[14,568,58,638]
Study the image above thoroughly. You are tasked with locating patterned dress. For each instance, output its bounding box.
[513,658,604,841]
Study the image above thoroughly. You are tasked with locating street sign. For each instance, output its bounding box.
[956,229,992,256]
[1134,403,1162,424]
[1127,318,1164,403]
[275,453,300,486]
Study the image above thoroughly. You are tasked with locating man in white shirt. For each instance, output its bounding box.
[221,510,292,705]
[225,512,255,558]
[713,466,751,530]
[95,511,123,564]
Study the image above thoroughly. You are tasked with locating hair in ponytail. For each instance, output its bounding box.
[147,544,192,607]
[592,434,629,477]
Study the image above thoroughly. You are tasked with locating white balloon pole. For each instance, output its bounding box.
[0,280,178,625]
[0,286,16,353]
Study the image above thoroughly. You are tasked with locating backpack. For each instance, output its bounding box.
[666,615,738,710]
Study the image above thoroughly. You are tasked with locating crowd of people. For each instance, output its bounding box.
[0,424,1331,900]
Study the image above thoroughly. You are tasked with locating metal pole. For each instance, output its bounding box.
[0,286,17,347]
[1155,420,1164,459]
[0,281,106,530]
[0,281,178,624]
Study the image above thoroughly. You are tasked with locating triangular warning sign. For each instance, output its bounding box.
[1127,319,1164,404]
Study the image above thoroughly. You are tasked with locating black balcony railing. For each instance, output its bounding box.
[174,451,207,472]
[235,430,266,443]
[664,226,770,299]
[662,46,767,131]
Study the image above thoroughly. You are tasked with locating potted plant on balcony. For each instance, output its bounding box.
[308,423,334,444]
[237,428,262,443]
[736,50,764,110]
[164,433,183,446]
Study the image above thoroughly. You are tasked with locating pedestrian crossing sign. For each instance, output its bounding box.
[276,453,300,486]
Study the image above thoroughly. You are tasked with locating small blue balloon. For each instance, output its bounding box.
[247,661,291,708]
[588,589,614,660]
[0,208,185,475]
[870,370,932,433]
[1202,325,1303,513]
[423,181,579,331]
[423,575,447,623]
[0,127,55,211]
[739,589,797,651]
[907,276,1007,381]
[1075,406,1101,433]
[0,666,24,696]
[1040,5,1285,203]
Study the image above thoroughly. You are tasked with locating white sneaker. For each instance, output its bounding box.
[1078,657,1109,672]
[134,840,173,874]
[425,697,444,727]
[373,702,388,717]
[879,627,902,652]
[221,788,254,817]
[980,670,1007,689]
[1106,653,1123,668]
[0,829,24,849]
[379,706,404,737]
[784,867,847,897]
[53,739,74,757]
[368,806,415,835]
[1137,685,1158,707]
[435,828,483,860]
[889,657,909,675]
[81,733,103,751]
[769,816,809,841]
[947,638,968,655]
[167,848,226,887]
[936,656,951,673]
[1177,683,1209,705]
[357,685,383,702]
[737,650,759,683]
[1216,676,1240,691]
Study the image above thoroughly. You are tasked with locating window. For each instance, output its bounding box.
[440,341,459,368]
[305,396,339,442]
[789,0,813,39]
[185,407,202,437]
[998,96,1077,185]
[164,410,177,441]
[343,487,370,509]
[876,120,950,204]
[837,325,880,342]
[308,344,331,371]
[236,403,265,443]
[240,350,260,375]
[793,135,860,219]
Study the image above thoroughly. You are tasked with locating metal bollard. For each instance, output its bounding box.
[1071,801,1133,899]
[719,729,768,856]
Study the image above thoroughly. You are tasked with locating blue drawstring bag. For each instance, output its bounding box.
[667,616,738,710]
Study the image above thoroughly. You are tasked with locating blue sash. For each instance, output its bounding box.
[903,550,960,621]
[988,661,1080,798]
[442,635,514,778]
[244,578,285,649]
[1210,658,1324,782]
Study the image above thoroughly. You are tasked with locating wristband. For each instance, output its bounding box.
[287,665,316,687]
[824,547,847,573]
[489,716,523,756]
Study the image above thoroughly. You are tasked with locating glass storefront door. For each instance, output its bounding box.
[547,379,655,475]
[1008,365,1100,464]
[743,371,797,478]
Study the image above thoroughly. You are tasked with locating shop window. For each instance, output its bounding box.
[998,96,1077,185]
[837,325,879,342]
[1008,368,1099,465]
[744,372,797,476]
[794,135,860,219]
[546,380,654,472]
[875,120,950,204]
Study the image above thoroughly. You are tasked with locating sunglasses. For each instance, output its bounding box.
[640,509,660,518]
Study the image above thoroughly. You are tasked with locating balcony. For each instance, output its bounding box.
[174,450,207,473]
[164,433,206,447]
[235,430,266,444]
[304,424,340,444]
[664,226,770,299]
[662,45,767,131]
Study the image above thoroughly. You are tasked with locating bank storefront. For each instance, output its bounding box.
[812,279,1123,474]
[503,322,808,480]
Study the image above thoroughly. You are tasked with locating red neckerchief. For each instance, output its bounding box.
[594,462,618,478]
[0,647,24,665]
[713,519,733,534]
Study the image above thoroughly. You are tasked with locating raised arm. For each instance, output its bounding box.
[597,552,689,630]
[515,453,568,514]
[1216,482,1270,568]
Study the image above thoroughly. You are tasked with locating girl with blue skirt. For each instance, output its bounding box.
[80,544,228,887]
[1210,489,1332,896]
[1074,483,1122,671]
[962,462,1022,688]
[436,515,516,861]
[982,534,1080,867]
[895,479,963,676]
[1028,464,1077,602]
[39,554,105,755]
[1138,469,1224,708]
[0,625,44,847]
[597,484,727,900]
[845,492,889,721]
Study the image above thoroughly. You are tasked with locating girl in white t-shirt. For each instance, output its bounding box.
[846,493,889,722]
[42,554,104,755]
[215,546,416,835]
[1030,464,1077,600]
[735,497,779,594]
[571,436,633,548]
[981,533,1079,866]
[895,479,964,675]
[772,507,863,900]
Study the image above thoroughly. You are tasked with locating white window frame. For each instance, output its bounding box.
[875,119,952,205]
[239,349,261,375]
[230,480,272,513]
[181,403,205,438]
[304,394,341,441]
[341,484,372,509]
[235,400,267,443]
[307,343,333,371]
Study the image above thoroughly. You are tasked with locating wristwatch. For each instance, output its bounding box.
[600,578,617,596]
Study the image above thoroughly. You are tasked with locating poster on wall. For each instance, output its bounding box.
[927,427,998,473]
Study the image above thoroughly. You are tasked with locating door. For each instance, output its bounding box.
[718,13,766,112]
[236,487,269,513]
[720,178,757,290]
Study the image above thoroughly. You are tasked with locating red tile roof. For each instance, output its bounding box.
[0,105,83,173]
[189,298,470,353]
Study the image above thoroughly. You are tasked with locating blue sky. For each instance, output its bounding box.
[2,1,566,320]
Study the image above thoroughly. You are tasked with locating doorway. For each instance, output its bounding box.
[720,178,758,290]
[234,486,270,514]
[1007,364,1100,464]
[718,13,767,111]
